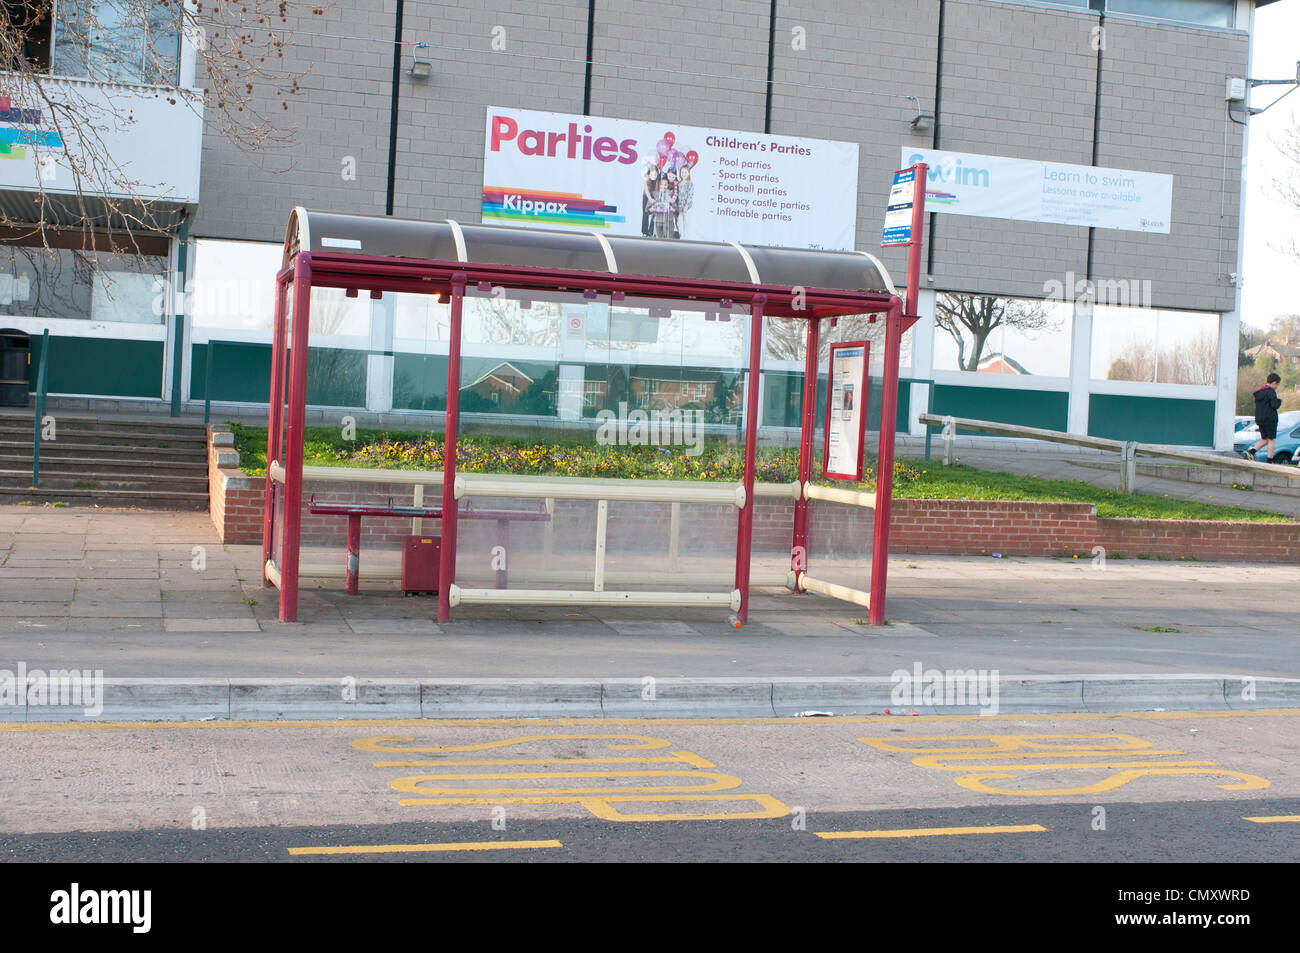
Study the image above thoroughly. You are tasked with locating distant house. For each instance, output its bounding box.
[462,361,534,406]
[1244,340,1300,367]
[976,352,1029,375]
[629,375,717,411]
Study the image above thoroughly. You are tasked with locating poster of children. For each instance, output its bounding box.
[640,132,699,240]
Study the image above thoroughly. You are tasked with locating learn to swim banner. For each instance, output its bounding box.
[901,148,1172,234]
[483,106,859,250]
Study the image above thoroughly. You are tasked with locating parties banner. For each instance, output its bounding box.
[901,148,1172,234]
[484,106,859,250]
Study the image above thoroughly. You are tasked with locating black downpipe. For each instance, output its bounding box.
[385,0,405,216]
[1085,12,1105,282]
[763,0,778,133]
[583,0,596,114]
[926,0,945,280]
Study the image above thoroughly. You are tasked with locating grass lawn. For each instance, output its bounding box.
[228,422,1292,523]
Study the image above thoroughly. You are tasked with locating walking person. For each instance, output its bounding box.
[1243,373,1283,462]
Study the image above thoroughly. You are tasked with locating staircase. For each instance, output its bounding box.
[0,413,209,509]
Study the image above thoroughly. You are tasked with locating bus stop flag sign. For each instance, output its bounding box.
[881,168,915,246]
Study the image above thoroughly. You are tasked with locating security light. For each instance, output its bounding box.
[911,111,935,132]
[410,42,432,79]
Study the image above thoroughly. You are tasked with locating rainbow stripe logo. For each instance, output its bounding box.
[482,186,623,229]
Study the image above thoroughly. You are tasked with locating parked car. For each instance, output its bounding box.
[1234,416,1255,433]
[1234,410,1300,463]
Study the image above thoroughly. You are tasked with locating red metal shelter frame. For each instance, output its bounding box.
[264,172,925,627]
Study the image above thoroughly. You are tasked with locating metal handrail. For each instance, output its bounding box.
[916,412,1300,489]
[31,329,49,488]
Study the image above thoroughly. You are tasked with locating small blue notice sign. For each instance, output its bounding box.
[881,168,915,247]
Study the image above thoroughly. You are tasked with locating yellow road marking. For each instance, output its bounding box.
[353,733,673,753]
[395,793,791,821]
[4,709,1297,733]
[817,824,1047,840]
[288,839,562,856]
[1244,815,1300,823]
[372,750,716,769]
[391,768,744,797]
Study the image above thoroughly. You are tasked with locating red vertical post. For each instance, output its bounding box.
[869,298,904,626]
[437,274,467,624]
[261,275,289,586]
[790,314,820,589]
[733,294,765,624]
[905,162,927,319]
[279,254,313,623]
[345,514,361,595]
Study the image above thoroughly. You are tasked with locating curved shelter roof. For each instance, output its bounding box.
[282,208,899,318]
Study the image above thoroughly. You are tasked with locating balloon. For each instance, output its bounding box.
[656,139,670,158]
[664,132,675,147]
[685,150,699,169]
[669,149,685,170]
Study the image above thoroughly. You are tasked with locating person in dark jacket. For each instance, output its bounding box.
[1243,373,1283,461]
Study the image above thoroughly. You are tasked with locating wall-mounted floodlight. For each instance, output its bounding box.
[410,42,432,79]
[906,95,934,133]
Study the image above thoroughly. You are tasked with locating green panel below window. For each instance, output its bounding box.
[29,335,162,399]
[192,342,366,408]
[1088,393,1215,447]
[931,384,1069,434]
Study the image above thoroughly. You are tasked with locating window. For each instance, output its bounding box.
[1090,306,1219,385]
[0,245,165,324]
[1105,0,1233,29]
[51,0,181,86]
[2,1,54,71]
[933,292,1072,377]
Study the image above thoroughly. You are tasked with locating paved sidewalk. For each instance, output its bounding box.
[1,506,1296,716]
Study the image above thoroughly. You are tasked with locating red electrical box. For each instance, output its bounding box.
[401,535,440,596]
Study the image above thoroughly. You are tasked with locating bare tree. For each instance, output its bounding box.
[1274,115,1300,263]
[935,292,1053,371]
[1265,313,1300,346]
[0,1,320,251]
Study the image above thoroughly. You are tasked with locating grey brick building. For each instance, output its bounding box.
[5,0,1285,449]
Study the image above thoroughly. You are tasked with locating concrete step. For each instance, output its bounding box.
[0,454,207,476]
[0,425,207,448]
[0,440,206,461]
[0,485,208,509]
[0,470,207,492]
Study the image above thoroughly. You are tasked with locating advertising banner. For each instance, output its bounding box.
[823,341,870,482]
[901,148,1172,234]
[0,82,203,203]
[484,106,859,250]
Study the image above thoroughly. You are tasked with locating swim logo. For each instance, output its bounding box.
[908,152,989,207]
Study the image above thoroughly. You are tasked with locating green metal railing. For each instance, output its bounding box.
[31,329,49,487]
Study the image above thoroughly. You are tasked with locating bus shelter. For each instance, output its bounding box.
[263,209,915,625]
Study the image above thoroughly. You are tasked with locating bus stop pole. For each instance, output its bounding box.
[437,274,467,624]
[869,298,904,626]
[790,314,820,589]
[279,254,313,623]
[262,277,290,585]
[733,294,766,625]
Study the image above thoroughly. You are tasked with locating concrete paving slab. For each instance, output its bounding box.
[163,618,261,633]
[69,601,163,618]
[346,619,440,635]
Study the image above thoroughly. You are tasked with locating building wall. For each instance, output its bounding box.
[178,0,1256,448]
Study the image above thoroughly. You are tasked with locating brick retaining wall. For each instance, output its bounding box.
[208,428,1300,563]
